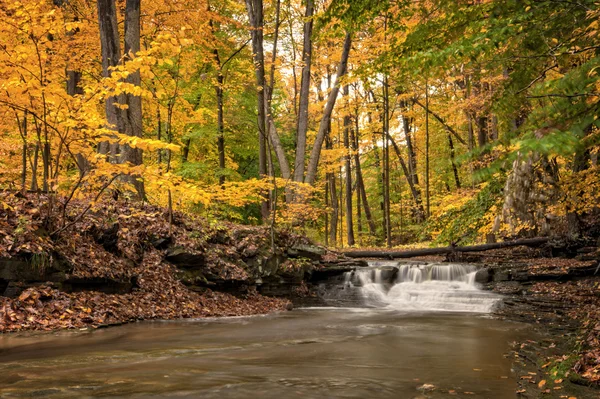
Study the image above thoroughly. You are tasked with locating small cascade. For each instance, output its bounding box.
[341,261,500,313]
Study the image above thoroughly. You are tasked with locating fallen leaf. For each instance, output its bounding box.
[538,379,546,388]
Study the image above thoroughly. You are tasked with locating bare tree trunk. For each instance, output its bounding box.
[382,76,391,247]
[305,32,352,185]
[477,115,487,148]
[293,0,314,182]
[245,0,269,220]
[286,0,299,116]
[387,134,424,221]
[120,0,145,199]
[214,50,226,185]
[352,104,376,235]
[424,82,430,218]
[413,99,466,146]
[31,142,39,192]
[96,0,123,159]
[401,101,418,186]
[343,85,355,246]
[326,134,338,246]
[42,142,50,192]
[447,132,461,189]
[263,0,291,181]
[490,115,498,141]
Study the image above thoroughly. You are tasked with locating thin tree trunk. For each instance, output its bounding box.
[447,132,461,189]
[352,115,376,235]
[424,82,430,218]
[245,0,269,221]
[305,32,352,185]
[413,99,466,146]
[293,0,314,182]
[382,76,392,247]
[263,0,291,181]
[343,85,355,246]
[214,50,226,185]
[477,115,488,148]
[326,135,338,245]
[42,142,50,192]
[387,134,425,221]
[287,0,299,116]
[31,143,39,192]
[401,101,418,186]
[19,112,28,192]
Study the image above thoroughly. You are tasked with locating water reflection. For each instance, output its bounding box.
[0,309,529,398]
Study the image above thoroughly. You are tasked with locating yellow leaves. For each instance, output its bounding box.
[113,133,180,153]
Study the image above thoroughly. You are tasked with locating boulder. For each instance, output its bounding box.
[475,268,492,284]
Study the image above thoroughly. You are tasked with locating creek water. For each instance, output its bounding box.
[0,262,529,398]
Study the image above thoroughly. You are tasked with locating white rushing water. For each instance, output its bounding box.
[343,261,500,313]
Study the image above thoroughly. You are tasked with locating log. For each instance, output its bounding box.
[342,237,550,259]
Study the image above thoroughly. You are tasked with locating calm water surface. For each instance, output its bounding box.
[0,308,529,398]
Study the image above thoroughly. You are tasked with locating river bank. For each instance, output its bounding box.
[0,192,353,332]
[448,245,600,397]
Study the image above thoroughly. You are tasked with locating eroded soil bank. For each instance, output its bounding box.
[0,192,361,332]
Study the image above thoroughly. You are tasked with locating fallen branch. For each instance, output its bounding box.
[342,237,550,258]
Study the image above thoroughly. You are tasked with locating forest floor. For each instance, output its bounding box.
[0,191,298,333]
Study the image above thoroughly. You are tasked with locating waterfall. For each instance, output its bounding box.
[341,261,500,313]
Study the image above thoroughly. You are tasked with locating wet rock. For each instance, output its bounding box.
[165,247,205,269]
[150,236,172,249]
[475,268,492,284]
[287,244,326,261]
[0,254,71,296]
[378,266,399,284]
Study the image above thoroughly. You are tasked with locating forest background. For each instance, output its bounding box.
[1,0,599,249]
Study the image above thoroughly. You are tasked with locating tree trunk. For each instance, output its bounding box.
[214,50,226,185]
[343,237,550,258]
[352,107,376,235]
[20,112,27,192]
[477,115,487,148]
[31,142,39,191]
[293,0,313,182]
[305,32,352,185]
[424,82,430,219]
[382,77,392,247]
[343,85,355,246]
[245,0,269,221]
[387,134,425,221]
[401,102,418,186]
[413,99,466,146]
[119,0,145,199]
[96,0,123,159]
[447,132,461,189]
[326,135,338,245]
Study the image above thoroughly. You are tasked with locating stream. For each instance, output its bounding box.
[0,262,530,398]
